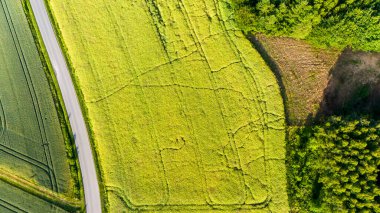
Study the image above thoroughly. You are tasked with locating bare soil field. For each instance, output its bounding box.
[254,35,340,124]
[256,34,380,123]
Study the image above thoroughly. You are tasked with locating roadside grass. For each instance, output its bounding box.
[42,0,108,211]
[47,0,289,212]
[22,0,84,202]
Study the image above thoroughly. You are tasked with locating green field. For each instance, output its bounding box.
[0,0,79,211]
[0,179,67,213]
[49,0,288,211]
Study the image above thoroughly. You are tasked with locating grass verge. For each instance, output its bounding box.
[0,167,81,212]
[35,0,107,211]
[22,0,84,208]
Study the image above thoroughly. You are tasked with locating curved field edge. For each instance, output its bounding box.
[22,0,84,204]
[46,0,288,212]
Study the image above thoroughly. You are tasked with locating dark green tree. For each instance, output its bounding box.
[313,117,380,211]
[231,0,380,51]
[287,117,380,212]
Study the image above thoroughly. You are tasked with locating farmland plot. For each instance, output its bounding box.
[0,179,66,213]
[0,0,77,210]
[49,0,288,211]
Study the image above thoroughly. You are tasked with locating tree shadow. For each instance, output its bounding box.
[245,33,291,125]
[316,48,380,121]
[246,34,380,125]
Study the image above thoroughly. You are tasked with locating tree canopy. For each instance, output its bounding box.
[288,117,380,212]
[232,0,380,51]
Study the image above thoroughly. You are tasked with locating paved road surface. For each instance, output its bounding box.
[29,0,102,212]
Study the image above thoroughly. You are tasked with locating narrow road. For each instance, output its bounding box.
[29,0,102,212]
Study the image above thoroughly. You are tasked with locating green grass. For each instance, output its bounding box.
[48,0,289,211]
[0,179,67,213]
[22,0,84,202]
[0,167,81,212]
[0,0,80,211]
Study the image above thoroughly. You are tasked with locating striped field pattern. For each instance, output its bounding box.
[0,0,76,211]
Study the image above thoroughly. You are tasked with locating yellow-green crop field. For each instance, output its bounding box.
[0,0,78,211]
[49,0,288,211]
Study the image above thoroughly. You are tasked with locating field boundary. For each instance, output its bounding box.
[249,34,342,125]
[32,0,107,211]
[22,0,84,205]
[0,167,81,212]
[245,34,290,125]
[107,186,271,211]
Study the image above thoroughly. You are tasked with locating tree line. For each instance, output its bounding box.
[231,0,380,51]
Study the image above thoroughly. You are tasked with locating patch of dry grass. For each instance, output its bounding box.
[256,35,340,124]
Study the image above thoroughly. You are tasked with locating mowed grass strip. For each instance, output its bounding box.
[0,0,78,211]
[48,0,288,211]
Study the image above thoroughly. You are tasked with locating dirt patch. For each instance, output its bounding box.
[254,35,340,125]
[319,49,380,118]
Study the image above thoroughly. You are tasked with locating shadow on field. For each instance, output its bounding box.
[246,34,380,125]
[245,33,290,124]
[317,48,380,120]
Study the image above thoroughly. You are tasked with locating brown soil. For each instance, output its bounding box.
[254,35,340,125]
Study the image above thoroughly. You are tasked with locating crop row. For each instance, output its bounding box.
[0,0,59,192]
